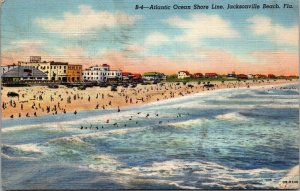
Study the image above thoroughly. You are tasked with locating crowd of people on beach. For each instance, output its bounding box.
[1,79,292,119]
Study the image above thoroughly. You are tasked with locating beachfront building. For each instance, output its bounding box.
[82,64,122,82]
[143,72,166,81]
[2,66,48,83]
[19,56,81,82]
[193,73,203,78]
[237,74,248,79]
[49,62,68,81]
[256,74,267,78]
[67,65,82,82]
[122,72,132,81]
[288,75,298,79]
[132,73,142,82]
[205,73,218,78]
[227,72,237,79]
[178,71,191,79]
[268,74,276,79]
[247,74,254,79]
[1,65,18,76]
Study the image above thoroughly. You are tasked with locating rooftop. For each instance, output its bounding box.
[143,72,163,76]
[2,66,47,78]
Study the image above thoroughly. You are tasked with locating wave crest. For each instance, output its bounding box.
[216,112,249,121]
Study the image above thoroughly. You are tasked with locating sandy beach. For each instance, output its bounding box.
[278,165,299,189]
[1,79,297,119]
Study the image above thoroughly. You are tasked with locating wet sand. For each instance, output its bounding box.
[1,79,297,119]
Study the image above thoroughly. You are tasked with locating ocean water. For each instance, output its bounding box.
[2,84,299,189]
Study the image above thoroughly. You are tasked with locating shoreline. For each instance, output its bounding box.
[1,80,298,119]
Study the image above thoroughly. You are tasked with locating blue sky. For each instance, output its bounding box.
[1,0,299,74]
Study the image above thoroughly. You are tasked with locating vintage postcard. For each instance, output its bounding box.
[1,0,299,190]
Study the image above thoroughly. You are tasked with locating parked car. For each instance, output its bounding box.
[78,86,86,90]
[7,92,19,97]
[141,81,150,85]
[48,84,59,89]
[130,83,137,88]
[99,82,108,88]
[84,81,97,87]
[69,83,82,88]
[111,85,118,91]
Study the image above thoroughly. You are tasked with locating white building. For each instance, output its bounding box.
[178,71,191,79]
[247,74,254,79]
[82,64,122,82]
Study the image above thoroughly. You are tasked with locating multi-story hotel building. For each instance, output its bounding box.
[19,56,81,82]
[67,65,82,82]
[82,64,122,82]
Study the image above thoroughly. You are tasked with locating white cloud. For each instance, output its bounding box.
[35,5,142,37]
[11,39,46,49]
[164,14,239,43]
[247,15,298,46]
[124,43,145,52]
[144,32,170,46]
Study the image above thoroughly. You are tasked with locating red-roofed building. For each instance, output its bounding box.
[132,73,142,82]
[132,73,142,79]
[268,74,276,79]
[194,73,203,78]
[122,72,131,76]
[288,75,298,79]
[122,72,132,81]
[178,71,191,79]
[256,74,267,78]
[205,73,218,78]
[237,74,248,79]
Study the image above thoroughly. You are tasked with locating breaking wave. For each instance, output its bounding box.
[48,137,86,145]
[216,112,249,121]
[168,119,208,128]
[2,144,43,153]
[82,159,287,189]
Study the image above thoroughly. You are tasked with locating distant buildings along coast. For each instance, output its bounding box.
[0,56,298,84]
